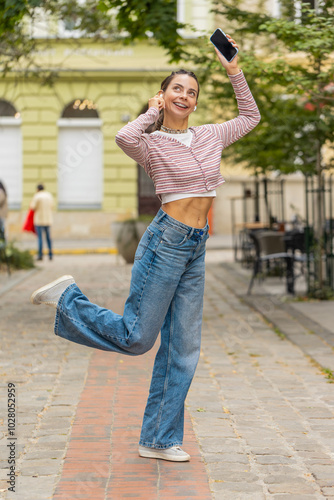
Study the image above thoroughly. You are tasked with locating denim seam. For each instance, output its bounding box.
[55,284,128,344]
[152,298,174,446]
[159,232,189,248]
[54,283,77,335]
[134,230,154,261]
[58,308,128,344]
[128,239,160,338]
[54,309,60,335]
[184,239,207,270]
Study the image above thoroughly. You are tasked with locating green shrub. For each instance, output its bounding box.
[308,285,334,301]
[1,241,35,270]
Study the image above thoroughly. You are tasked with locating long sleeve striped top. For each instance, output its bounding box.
[115,71,260,198]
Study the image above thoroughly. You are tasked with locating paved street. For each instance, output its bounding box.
[0,252,334,499]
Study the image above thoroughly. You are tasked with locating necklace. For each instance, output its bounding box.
[160,125,188,134]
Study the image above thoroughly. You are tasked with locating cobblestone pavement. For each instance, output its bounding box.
[0,254,333,500]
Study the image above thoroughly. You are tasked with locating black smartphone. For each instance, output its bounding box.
[210,29,238,63]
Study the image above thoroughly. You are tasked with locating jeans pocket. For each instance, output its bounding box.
[160,226,188,247]
[135,229,154,260]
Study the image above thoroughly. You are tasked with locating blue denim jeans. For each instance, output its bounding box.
[35,225,52,259]
[54,208,209,449]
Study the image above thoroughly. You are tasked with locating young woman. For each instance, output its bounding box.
[31,36,260,462]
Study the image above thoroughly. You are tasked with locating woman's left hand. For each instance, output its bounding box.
[214,34,240,75]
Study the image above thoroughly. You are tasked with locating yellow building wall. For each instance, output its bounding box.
[1,40,183,238]
[3,73,168,212]
[1,38,217,239]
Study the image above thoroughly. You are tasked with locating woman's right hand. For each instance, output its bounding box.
[214,34,240,75]
[149,93,165,111]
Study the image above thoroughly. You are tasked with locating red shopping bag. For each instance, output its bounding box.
[22,209,36,234]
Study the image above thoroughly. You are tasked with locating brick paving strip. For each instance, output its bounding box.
[53,349,211,500]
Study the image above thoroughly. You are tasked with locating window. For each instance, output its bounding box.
[57,99,103,209]
[177,0,213,37]
[0,100,22,209]
[272,0,317,20]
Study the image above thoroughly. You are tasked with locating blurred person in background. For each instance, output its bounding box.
[30,184,54,261]
[0,180,8,238]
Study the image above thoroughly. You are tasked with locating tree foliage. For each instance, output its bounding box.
[0,0,185,75]
[2,0,333,175]
[100,0,186,61]
[187,0,334,176]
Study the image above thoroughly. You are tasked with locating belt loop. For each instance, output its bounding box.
[188,228,195,238]
[156,208,166,223]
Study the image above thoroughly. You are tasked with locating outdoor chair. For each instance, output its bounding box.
[238,228,256,268]
[0,227,11,276]
[247,231,295,294]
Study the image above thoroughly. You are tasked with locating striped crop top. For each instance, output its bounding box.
[115,71,260,200]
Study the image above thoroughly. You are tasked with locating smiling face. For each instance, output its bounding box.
[162,74,199,122]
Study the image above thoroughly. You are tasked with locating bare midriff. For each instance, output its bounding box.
[162,197,214,229]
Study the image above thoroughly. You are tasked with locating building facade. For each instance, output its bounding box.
[0,1,316,241]
[1,40,177,239]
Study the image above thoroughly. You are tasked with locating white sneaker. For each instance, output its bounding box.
[30,275,75,308]
[138,445,190,462]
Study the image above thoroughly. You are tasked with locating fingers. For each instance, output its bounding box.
[148,93,165,111]
[156,92,165,104]
[155,93,165,109]
[225,34,239,49]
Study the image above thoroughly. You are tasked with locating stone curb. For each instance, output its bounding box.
[0,268,39,298]
[29,247,118,256]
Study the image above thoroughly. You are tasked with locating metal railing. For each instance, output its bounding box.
[305,174,334,293]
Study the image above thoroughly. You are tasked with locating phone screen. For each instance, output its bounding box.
[210,29,238,62]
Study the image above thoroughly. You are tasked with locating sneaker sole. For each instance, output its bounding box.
[138,448,190,462]
[30,275,74,305]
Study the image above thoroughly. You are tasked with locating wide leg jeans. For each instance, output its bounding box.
[54,208,209,449]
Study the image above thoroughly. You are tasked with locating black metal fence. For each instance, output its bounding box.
[305,174,334,292]
[231,177,285,264]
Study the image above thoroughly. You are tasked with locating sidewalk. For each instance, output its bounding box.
[218,261,334,373]
[0,251,333,499]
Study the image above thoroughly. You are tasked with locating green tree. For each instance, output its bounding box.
[0,0,185,75]
[185,0,334,293]
[189,1,334,176]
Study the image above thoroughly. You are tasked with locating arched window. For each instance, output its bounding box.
[0,100,22,209]
[0,100,18,117]
[57,98,103,209]
[62,99,99,119]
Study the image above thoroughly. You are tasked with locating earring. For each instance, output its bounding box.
[194,106,197,111]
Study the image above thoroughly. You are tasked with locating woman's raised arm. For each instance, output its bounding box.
[205,35,260,146]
